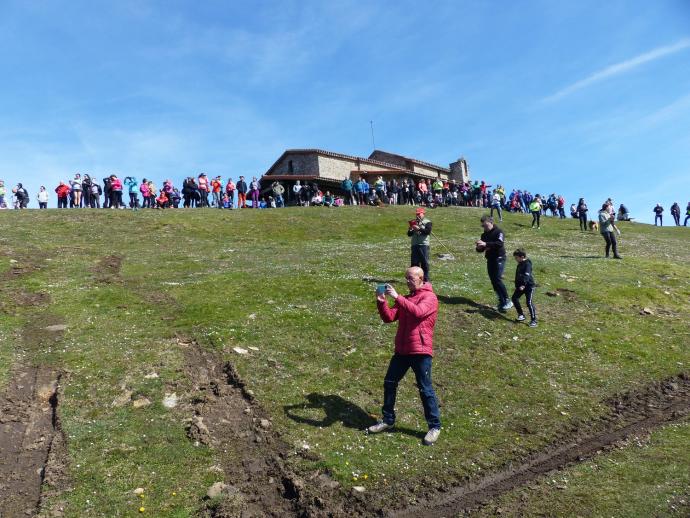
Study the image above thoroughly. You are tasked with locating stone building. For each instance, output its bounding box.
[260,149,470,200]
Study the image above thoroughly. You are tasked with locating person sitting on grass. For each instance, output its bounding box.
[323,191,334,207]
[369,266,441,446]
[511,248,537,327]
[156,189,169,209]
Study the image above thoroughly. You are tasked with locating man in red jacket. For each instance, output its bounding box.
[369,266,441,445]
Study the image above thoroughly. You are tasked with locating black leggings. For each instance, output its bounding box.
[602,232,619,257]
[512,287,536,320]
[531,211,541,227]
[579,213,588,230]
[411,245,430,282]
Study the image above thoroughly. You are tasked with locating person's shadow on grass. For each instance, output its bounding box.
[283,393,425,439]
[438,294,512,321]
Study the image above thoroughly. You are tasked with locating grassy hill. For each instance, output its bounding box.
[0,206,688,517]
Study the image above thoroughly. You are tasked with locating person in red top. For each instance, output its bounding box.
[369,266,441,445]
[211,176,223,209]
[55,182,70,208]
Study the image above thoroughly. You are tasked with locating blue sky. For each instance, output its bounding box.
[1,0,689,222]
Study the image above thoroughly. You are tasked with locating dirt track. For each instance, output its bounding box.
[391,373,690,517]
[0,367,64,518]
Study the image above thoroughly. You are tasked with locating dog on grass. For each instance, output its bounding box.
[588,220,599,231]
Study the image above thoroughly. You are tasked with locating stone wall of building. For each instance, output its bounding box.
[317,155,362,180]
[411,163,445,179]
[271,153,320,175]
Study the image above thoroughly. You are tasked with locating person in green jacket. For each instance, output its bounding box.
[530,195,543,229]
[598,203,622,259]
[408,207,432,281]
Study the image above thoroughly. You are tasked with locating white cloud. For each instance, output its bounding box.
[543,38,690,103]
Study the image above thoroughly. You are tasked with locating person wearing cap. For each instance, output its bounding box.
[408,207,432,282]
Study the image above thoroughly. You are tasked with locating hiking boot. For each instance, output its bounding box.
[423,428,441,445]
[613,255,622,259]
[529,320,538,328]
[368,422,393,434]
[501,301,514,311]
[516,314,526,322]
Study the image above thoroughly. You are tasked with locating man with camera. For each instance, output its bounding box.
[368,267,441,446]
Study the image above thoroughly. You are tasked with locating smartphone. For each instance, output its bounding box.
[376,283,387,296]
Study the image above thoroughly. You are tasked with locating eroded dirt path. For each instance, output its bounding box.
[392,374,690,517]
[180,339,371,517]
[0,367,64,518]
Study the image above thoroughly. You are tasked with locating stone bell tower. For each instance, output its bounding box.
[449,156,470,183]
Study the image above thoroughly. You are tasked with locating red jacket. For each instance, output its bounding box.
[377,283,438,356]
[55,184,70,198]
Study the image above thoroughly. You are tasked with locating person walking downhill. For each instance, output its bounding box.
[530,195,542,229]
[368,266,442,446]
[599,203,622,259]
[670,202,681,226]
[408,207,432,282]
[653,203,664,226]
[476,215,512,312]
[511,249,537,327]
[577,198,588,231]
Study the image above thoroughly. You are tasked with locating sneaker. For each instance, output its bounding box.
[613,255,622,260]
[423,428,441,445]
[501,301,514,311]
[367,422,393,434]
[529,320,538,328]
[516,314,526,322]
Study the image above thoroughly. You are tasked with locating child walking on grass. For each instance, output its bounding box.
[511,248,537,327]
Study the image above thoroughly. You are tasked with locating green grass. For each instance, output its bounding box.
[0,206,688,516]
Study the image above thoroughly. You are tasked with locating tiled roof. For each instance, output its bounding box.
[264,149,409,176]
[369,150,450,173]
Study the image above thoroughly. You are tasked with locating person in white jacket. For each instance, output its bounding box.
[37,186,49,209]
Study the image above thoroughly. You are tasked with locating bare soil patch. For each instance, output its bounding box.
[92,254,123,284]
[0,367,66,518]
[179,339,371,517]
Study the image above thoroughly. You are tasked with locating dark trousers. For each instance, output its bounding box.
[672,213,680,225]
[655,215,662,226]
[57,197,68,209]
[602,231,619,257]
[39,202,47,209]
[382,354,441,429]
[411,244,430,281]
[531,211,541,227]
[487,256,509,306]
[579,214,588,230]
[685,215,690,226]
[129,193,139,208]
[512,287,536,320]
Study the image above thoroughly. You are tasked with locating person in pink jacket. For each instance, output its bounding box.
[369,266,441,445]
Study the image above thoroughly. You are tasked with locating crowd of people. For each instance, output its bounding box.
[1,174,688,229]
